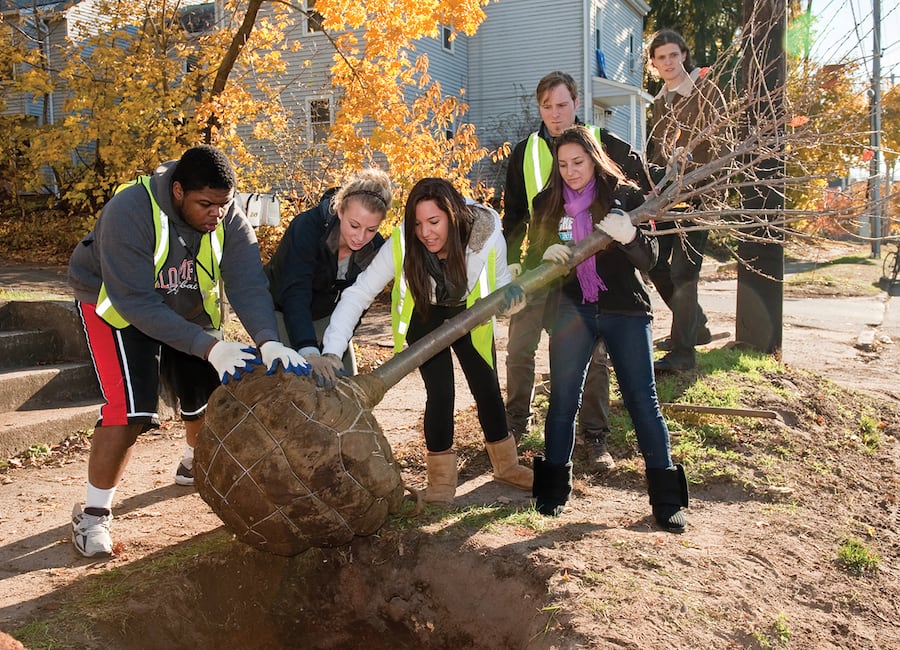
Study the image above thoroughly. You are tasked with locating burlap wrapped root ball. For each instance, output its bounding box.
[194,370,405,556]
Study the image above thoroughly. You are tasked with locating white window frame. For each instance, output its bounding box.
[303,0,324,35]
[439,24,454,52]
[306,96,333,144]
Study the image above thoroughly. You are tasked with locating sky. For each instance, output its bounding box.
[808,0,900,85]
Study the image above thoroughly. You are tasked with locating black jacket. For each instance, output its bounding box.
[525,182,657,318]
[265,189,384,350]
[502,121,655,267]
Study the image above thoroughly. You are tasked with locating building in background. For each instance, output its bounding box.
[2,0,652,197]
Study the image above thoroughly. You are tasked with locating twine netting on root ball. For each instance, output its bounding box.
[194,370,404,557]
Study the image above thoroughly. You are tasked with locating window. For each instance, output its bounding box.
[629,34,636,74]
[305,0,324,34]
[179,3,216,34]
[440,24,454,52]
[308,97,332,143]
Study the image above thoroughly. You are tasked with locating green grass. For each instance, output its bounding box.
[408,502,550,536]
[20,444,51,460]
[752,612,792,649]
[837,537,881,576]
[538,345,892,497]
[857,412,882,453]
[784,254,883,296]
[0,288,68,301]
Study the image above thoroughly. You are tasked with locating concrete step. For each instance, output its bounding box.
[0,402,100,458]
[0,300,89,362]
[0,363,101,412]
[0,301,103,458]
[0,329,58,370]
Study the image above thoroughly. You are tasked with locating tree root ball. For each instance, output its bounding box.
[194,371,404,556]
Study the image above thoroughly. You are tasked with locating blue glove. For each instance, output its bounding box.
[501,283,527,316]
[207,341,261,384]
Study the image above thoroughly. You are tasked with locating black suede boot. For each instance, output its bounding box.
[646,464,689,533]
[533,455,573,516]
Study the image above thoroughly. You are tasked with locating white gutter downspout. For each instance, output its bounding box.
[583,0,592,125]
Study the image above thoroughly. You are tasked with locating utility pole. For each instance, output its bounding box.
[735,0,786,355]
[869,0,883,256]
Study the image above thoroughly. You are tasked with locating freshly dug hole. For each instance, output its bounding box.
[84,534,555,649]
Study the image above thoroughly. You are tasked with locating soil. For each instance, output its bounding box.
[1,241,898,649]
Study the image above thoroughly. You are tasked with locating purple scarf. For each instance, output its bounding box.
[563,179,607,302]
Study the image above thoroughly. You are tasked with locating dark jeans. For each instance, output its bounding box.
[648,226,709,359]
[408,305,508,453]
[544,298,672,470]
[505,290,610,435]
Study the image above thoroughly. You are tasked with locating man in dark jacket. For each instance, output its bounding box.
[646,29,728,371]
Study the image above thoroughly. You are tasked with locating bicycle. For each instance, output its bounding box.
[883,239,900,287]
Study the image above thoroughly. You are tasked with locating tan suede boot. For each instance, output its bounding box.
[485,435,533,490]
[424,450,458,504]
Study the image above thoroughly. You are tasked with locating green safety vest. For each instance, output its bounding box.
[523,124,604,214]
[96,175,225,329]
[390,227,497,367]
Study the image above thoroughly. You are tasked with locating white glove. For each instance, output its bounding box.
[305,352,345,389]
[508,263,523,279]
[596,209,637,245]
[260,341,310,376]
[207,341,260,384]
[542,244,572,264]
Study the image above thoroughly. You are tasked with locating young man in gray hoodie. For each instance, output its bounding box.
[68,145,307,557]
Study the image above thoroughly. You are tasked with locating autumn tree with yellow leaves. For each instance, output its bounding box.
[308,0,495,215]
[0,0,498,261]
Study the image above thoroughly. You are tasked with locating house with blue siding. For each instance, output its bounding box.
[0,0,75,128]
[270,0,653,191]
[271,0,652,185]
[464,0,651,156]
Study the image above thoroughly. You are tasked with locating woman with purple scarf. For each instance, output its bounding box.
[524,125,689,532]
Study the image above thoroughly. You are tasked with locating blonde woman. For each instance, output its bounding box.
[266,169,393,387]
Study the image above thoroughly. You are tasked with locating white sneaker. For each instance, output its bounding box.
[71,503,113,558]
[174,460,194,486]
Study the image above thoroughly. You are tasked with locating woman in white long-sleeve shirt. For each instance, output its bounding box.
[322,177,532,504]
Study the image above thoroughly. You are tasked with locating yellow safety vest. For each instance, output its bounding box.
[96,176,225,329]
[523,125,604,214]
[390,227,497,367]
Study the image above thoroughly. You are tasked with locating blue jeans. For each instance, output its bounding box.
[544,298,673,469]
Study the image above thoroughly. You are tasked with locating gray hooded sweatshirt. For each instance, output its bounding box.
[68,161,278,359]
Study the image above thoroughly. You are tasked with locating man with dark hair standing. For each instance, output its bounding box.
[503,71,650,471]
[68,145,308,557]
[646,29,727,371]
